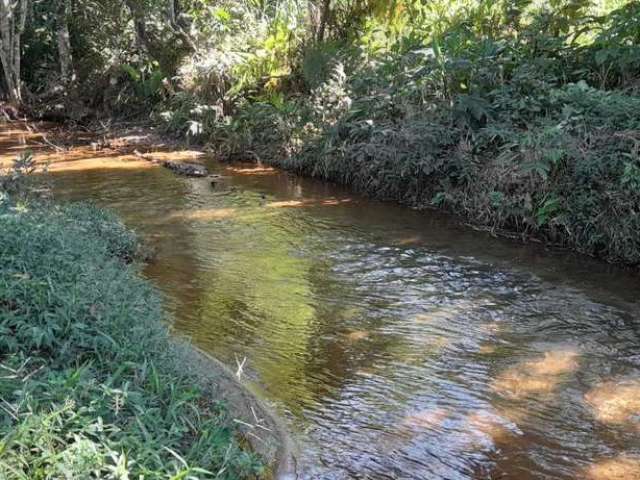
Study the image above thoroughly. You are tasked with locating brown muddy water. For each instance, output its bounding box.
[4,124,640,479]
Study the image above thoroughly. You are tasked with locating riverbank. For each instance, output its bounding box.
[7,108,640,275]
[159,79,640,270]
[15,106,640,273]
[0,200,293,478]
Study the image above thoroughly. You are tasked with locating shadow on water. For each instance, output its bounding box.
[11,124,640,480]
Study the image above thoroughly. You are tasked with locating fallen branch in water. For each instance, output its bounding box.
[133,149,159,163]
[17,122,67,152]
[33,134,66,152]
[134,149,209,177]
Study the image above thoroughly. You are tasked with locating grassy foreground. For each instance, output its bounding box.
[0,202,263,479]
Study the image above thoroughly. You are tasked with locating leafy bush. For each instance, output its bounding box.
[196,47,640,264]
[0,152,49,206]
[0,203,263,479]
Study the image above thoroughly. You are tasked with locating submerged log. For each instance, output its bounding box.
[134,149,208,177]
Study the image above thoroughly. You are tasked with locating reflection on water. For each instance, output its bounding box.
[585,378,640,429]
[8,123,640,479]
[491,348,580,399]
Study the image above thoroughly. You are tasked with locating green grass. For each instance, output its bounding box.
[0,202,263,479]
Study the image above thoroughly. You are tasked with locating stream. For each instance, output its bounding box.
[4,124,640,479]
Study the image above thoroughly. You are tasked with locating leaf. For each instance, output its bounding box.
[536,197,562,226]
[121,64,141,83]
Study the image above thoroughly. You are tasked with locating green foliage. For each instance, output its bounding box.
[0,204,263,478]
[587,1,640,87]
[121,64,165,100]
[0,152,50,206]
[231,17,298,95]
[168,20,640,263]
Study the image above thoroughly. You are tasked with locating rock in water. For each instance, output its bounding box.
[209,174,223,187]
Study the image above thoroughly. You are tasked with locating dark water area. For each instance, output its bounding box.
[7,124,640,479]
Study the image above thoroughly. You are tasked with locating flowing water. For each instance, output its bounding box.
[3,124,640,479]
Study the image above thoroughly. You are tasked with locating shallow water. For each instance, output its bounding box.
[6,124,640,479]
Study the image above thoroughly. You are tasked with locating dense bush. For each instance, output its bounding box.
[0,203,263,479]
[152,1,640,266]
[221,80,639,265]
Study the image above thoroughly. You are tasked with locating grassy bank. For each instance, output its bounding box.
[187,73,640,266]
[0,202,263,479]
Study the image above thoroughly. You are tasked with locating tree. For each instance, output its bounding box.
[0,0,29,104]
[124,0,196,77]
[316,0,331,42]
[55,0,74,84]
[167,0,197,53]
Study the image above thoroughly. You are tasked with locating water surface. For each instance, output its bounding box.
[7,126,640,479]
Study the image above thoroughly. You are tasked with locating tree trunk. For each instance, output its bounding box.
[54,0,87,120]
[317,0,331,42]
[124,0,156,56]
[124,0,177,75]
[56,0,74,83]
[167,0,196,52]
[0,0,29,104]
[307,1,320,39]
